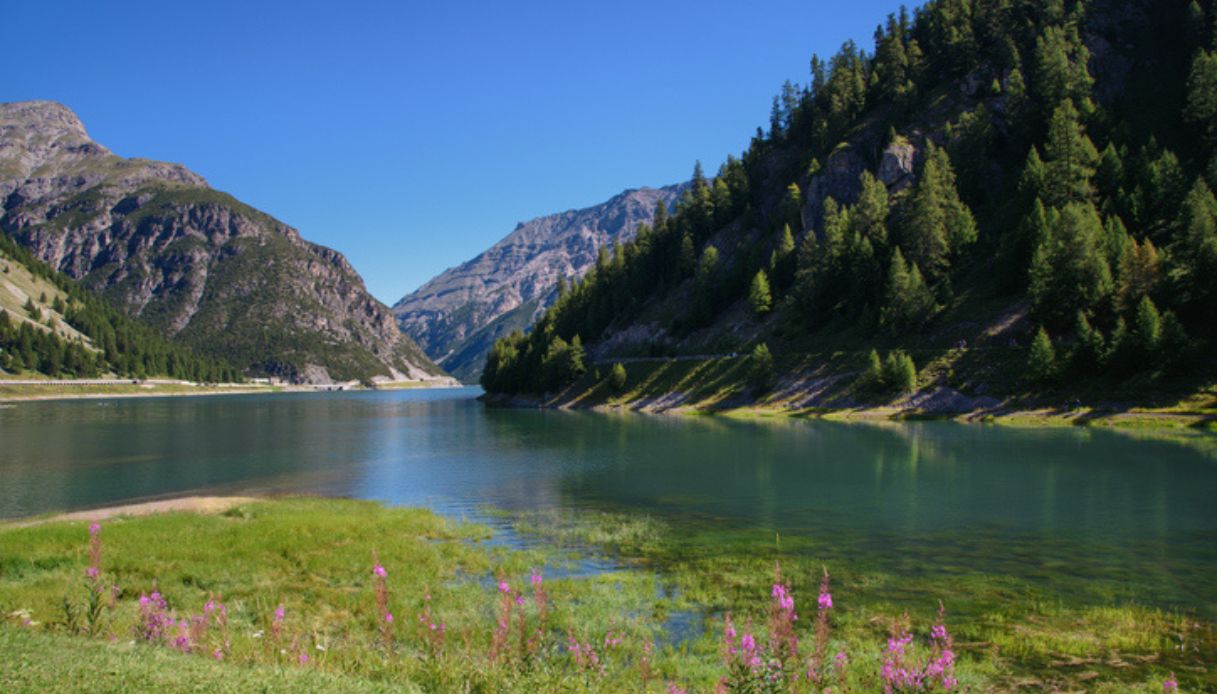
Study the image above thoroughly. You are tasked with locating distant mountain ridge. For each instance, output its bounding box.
[0,100,446,384]
[393,183,687,381]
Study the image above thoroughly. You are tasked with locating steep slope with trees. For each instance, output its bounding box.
[483,0,1217,413]
[393,185,685,382]
[0,233,239,381]
[0,101,445,384]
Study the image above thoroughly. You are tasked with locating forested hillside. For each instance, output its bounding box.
[0,234,240,381]
[483,0,1217,409]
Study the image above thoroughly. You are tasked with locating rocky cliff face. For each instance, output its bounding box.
[393,184,686,381]
[0,100,445,383]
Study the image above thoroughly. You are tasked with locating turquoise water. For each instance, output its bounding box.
[1,387,1214,617]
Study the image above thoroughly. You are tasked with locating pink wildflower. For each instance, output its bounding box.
[530,569,543,588]
[1164,673,1179,692]
[818,591,833,610]
[498,580,511,594]
[373,564,387,578]
[384,612,394,623]
[298,652,309,665]
[213,648,224,661]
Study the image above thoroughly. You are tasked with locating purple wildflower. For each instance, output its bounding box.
[1164,673,1179,692]
[818,591,833,610]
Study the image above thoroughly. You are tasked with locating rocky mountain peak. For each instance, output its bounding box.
[0,100,92,142]
[393,183,687,381]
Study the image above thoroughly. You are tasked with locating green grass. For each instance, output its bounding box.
[0,627,406,693]
[0,498,1203,692]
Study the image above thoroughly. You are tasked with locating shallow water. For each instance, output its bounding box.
[1,387,1214,618]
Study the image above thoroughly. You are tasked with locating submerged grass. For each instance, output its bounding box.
[0,498,1204,691]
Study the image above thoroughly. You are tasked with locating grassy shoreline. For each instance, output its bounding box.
[0,497,1206,691]
[0,379,465,403]
[485,354,1217,437]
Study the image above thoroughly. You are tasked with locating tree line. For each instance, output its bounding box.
[0,234,242,382]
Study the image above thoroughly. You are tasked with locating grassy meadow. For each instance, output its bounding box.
[0,498,1204,692]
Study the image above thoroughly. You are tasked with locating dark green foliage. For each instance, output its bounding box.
[1068,311,1105,377]
[860,348,884,391]
[608,362,628,393]
[856,348,916,396]
[0,235,240,382]
[749,270,773,316]
[748,343,775,392]
[1027,327,1058,384]
[1168,178,1217,320]
[1185,50,1217,144]
[1040,100,1099,208]
[539,335,585,393]
[880,248,936,335]
[1031,23,1094,114]
[882,350,918,394]
[1028,202,1113,329]
[1131,296,1162,357]
[900,143,976,282]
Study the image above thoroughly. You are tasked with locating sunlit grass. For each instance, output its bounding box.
[0,498,1205,691]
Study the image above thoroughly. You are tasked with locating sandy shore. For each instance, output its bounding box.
[7,496,262,527]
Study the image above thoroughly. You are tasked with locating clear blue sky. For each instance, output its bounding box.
[3,0,910,304]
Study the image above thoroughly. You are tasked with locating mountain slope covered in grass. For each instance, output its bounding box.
[483,0,1217,415]
[0,101,445,384]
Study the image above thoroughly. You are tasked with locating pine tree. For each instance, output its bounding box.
[781,183,803,229]
[749,342,775,392]
[749,270,773,316]
[1116,236,1159,312]
[1131,296,1162,357]
[608,362,628,393]
[1070,311,1106,376]
[901,143,976,281]
[1169,178,1217,315]
[1185,50,1217,144]
[881,351,917,393]
[1027,327,1057,383]
[1095,143,1125,199]
[851,172,890,248]
[1028,202,1114,328]
[1032,24,1093,113]
[861,348,884,391]
[1041,100,1099,207]
[678,233,696,277]
[880,248,937,335]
